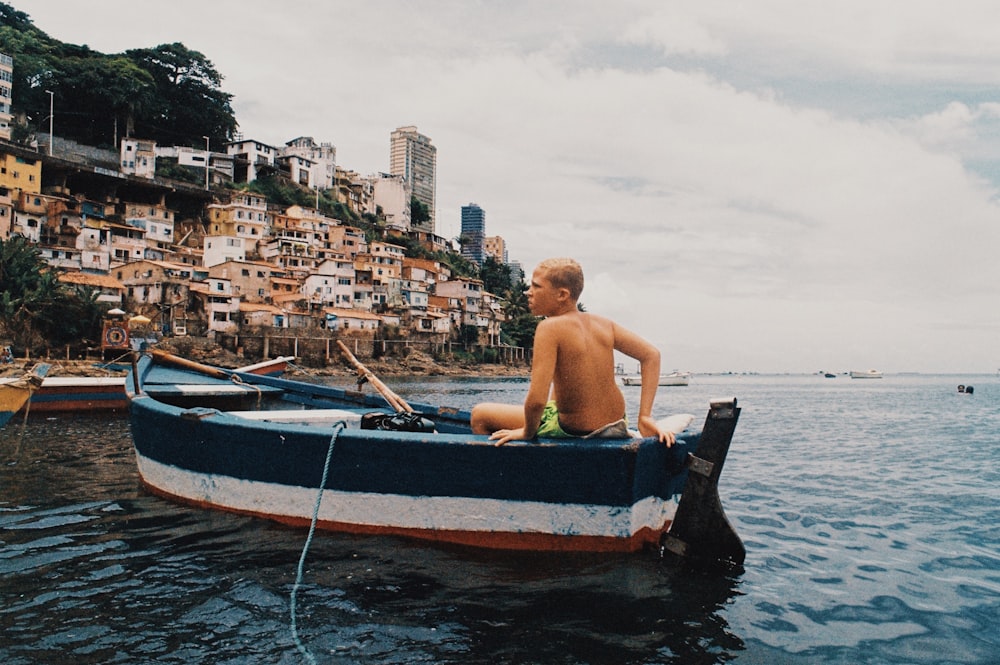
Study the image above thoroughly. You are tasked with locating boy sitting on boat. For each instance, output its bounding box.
[471,257,676,447]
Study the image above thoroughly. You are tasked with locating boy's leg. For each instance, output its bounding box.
[471,403,524,434]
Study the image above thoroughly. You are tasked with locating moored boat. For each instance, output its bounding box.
[850,369,883,379]
[125,352,744,563]
[20,353,296,414]
[0,363,51,427]
[621,371,692,387]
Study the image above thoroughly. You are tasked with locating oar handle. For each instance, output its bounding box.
[336,340,413,413]
[149,348,232,379]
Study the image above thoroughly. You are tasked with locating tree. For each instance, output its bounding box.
[479,256,514,296]
[0,7,239,149]
[410,196,430,227]
[499,281,538,349]
[0,236,104,353]
[44,49,155,146]
[125,43,238,146]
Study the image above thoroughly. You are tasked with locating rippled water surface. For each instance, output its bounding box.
[1,373,997,664]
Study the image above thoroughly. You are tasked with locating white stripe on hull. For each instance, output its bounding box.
[136,454,679,539]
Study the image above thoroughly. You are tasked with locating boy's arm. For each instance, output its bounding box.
[490,320,557,445]
[613,323,676,446]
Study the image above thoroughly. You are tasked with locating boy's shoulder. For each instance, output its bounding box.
[540,311,613,332]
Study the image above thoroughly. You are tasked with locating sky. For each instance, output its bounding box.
[11,0,1000,373]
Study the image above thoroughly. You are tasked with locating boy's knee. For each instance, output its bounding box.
[470,404,488,433]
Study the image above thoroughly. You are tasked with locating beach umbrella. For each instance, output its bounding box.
[129,314,152,325]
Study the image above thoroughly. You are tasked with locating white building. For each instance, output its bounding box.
[282,137,336,190]
[373,173,411,230]
[0,53,12,141]
[303,257,356,309]
[120,138,157,179]
[226,138,278,183]
[203,235,246,268]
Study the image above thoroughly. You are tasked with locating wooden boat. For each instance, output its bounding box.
[125,351,745,564]
[850,369,883,379]
[621,371,691,387]
[0,364,51,427]
[20,353,296,414]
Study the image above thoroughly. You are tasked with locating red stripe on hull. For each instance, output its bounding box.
[140,480,669,554]
[25,397,128,412]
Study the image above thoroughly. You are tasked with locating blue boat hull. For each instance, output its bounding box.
[126,354,742,556]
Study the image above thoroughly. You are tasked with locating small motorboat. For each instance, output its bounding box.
[621,371,692,387]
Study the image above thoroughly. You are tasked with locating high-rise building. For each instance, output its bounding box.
[389,126,436,233]
[461,203,486,266]
[0,53,13,141]
[484,235,507,264]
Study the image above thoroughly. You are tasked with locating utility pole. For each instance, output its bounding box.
[45,90,54,156]
[203,136,210,190]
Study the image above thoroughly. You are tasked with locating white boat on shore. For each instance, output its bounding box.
[850,369,883,379]
[622,371,692,387]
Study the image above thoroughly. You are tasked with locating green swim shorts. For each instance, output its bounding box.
[536,400,573,438]
[535,401,629,439]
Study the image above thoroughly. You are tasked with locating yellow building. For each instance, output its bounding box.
[0,148,42,195]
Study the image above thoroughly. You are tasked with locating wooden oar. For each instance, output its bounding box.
[336,340,413,413]
[149,348,232,380]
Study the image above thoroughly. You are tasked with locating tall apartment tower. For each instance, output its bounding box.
[460,203,487,266]
[389,125,436,233]
[0,53,13,141]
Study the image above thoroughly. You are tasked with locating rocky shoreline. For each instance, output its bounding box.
[1,341,530,380]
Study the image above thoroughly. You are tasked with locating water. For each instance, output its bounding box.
[1,374,997,664]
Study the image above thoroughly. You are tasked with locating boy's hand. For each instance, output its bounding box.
[638,415,675,447]
[490,427,529,446]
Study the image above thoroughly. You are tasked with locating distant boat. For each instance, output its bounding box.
[824,373,836,378]
[622,371,692,387]
[0,364,51,427]
[850,369,883,379]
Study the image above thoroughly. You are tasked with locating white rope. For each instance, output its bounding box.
[290,421,345,663]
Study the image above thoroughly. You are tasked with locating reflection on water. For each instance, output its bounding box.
[2,375,999,664]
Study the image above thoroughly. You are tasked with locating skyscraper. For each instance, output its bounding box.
[461,203,487,266]
[389,126,436,233]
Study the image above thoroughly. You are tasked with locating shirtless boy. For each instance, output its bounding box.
[470,258,676,447]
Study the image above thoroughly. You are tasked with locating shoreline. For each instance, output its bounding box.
[0,346,530,380]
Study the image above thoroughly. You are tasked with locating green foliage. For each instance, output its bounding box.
[0,6,237,148]
[155,158,203,185]
[479,256,514,295]
[0,236,104,352]
[410,196,430,226]
[240,176,358,222]
[125,42,237,146]
[500,282,538,348]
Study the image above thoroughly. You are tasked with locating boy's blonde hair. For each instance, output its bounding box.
[537,258,584,301]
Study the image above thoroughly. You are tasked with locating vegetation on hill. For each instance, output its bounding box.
[0,236,105,352]
[0,3,236,150]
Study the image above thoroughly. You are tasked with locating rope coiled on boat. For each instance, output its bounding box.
[228,373,264,407]
[290,421,346,664]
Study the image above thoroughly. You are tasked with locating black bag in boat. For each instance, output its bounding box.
[360,411,435,433]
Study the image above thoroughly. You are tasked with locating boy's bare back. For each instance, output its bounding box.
[539,311,626,433]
